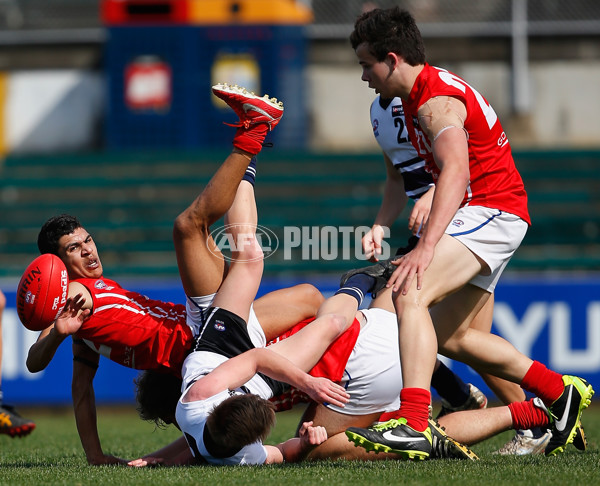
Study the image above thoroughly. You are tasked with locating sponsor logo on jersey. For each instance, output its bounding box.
[372,118,379,136]
[452,219,465,227]
[214,320,226,332]
[391,105,404,117]
[94,280,114,291]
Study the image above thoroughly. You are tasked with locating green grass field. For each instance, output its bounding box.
[1,402,599,486]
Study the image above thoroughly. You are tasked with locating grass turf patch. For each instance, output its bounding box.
[1,403,598,486]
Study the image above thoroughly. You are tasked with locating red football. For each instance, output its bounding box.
[17,254,69,331]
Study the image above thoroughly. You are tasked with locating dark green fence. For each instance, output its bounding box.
[1,149,599,279]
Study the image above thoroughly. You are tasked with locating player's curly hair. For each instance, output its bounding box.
[37,214,82,255]
[134,370,183,429]
[205,394,276,454]
[349,7,426,66]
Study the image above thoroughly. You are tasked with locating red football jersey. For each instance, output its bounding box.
[271,317,360,381]
[74,277,193,376]
[403,64,530,224]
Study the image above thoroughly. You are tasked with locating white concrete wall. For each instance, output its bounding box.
[3,70,103,154]
[307,64,379,151]
[307,61,600,150]
[530,62,600,146]
[2,61,599,154]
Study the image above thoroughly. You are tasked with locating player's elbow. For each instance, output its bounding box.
[25,354,42,373]
[25,346,47,373]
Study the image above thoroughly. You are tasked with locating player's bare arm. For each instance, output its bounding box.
[418,96,467,140]
[364,153,407,260]
[378,153,408,227]
[26,281,92,373]
[71,342,126,466]
[387,96,469,294]
[183,348,349,407]
[128,437,195,467]
[408,185,434,234]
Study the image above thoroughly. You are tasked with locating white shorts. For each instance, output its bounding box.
[185,292,265,347]
[445,206,528,292]
[325,308,402,416]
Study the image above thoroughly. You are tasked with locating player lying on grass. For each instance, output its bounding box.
[23,83,482,465]
[131,284,570,464]
[129,275,472,466]
[127,89,398,465]
[25,84,328,465]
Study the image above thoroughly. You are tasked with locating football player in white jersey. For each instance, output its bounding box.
[130,284,560,464]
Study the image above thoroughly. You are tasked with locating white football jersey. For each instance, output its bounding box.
[370,96,434,200]
[325,307,402,415]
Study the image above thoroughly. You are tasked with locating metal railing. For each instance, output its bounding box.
[1,1,600,43]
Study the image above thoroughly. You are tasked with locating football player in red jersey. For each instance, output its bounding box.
[25,85,327,465]
[345,7,593,459]
[363,94,552,455]
[130,286,560,465]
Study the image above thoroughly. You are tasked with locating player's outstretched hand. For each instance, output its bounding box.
[128,456,164,468]
[54,293,90,336]
[303,376,349,407]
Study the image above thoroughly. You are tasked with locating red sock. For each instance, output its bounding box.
[233,124,269,155]
[398,388,431,432]
[378,409,402,422]
[520,361,564,406]
[508,399,550,430]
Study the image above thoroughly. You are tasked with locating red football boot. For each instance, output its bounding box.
[212,83,284,155]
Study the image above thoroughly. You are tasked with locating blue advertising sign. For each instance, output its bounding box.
[2,275,599,405]
[444,275,600,398]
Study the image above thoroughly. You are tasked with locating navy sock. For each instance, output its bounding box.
[431,361,471,407]
[529,426,547,438]
[334,273,376,307]
[242,156,257,186]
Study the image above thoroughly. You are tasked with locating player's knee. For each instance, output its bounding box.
[295,284,325,313]
[173,209,208,241]
[232,235,264,263]
[327,313,350,337]
[392,290,428,315]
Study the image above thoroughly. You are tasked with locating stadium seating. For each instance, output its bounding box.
[0,150,599,278]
